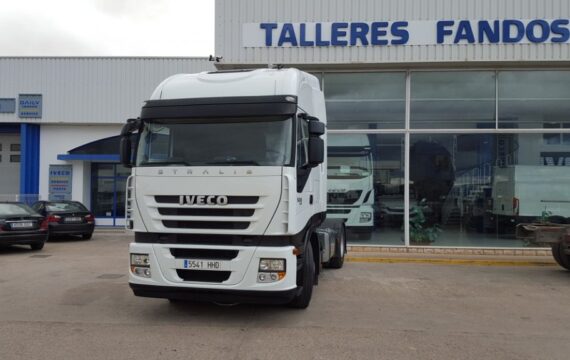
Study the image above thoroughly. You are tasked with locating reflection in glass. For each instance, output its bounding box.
[324,73,406,129]
[499,71,570,128]
[409,133,570,247]
[411,71,496,129]
[92,163,114,177]
[116,178,127,218]
[327,134,404,245]
[91,163,129,220]
[92,177,115,217]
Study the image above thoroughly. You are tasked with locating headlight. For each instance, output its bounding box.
[259,258,285,272]
[257,258,286,283]
[131,253,150,266]
[359,212,372,223]
[131,253,151,278]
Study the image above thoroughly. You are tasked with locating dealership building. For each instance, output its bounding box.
[1,0,570,247]
[0,58,214,226]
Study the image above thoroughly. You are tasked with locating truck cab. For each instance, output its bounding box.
[327,135,374,240]
[121,69,345,308]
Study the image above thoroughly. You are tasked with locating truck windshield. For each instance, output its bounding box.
[327,155,372,179]
[136,117,293,167]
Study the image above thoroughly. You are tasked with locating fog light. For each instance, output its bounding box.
[131,266,151,278]
[259,258,285,272]
[257,272,285,283]
[131,253,150,266]
[359,212,372,223]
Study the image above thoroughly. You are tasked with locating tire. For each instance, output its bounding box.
[289,243,315,309]
[30,242,45,250]
[82,233,93,240]
[325,225,346,269]
[552,243,570,271]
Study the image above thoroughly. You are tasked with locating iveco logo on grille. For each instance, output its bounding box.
[179,195,229,206]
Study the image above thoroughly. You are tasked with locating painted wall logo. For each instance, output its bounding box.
[243,19,570,47]
[18,94,42,118]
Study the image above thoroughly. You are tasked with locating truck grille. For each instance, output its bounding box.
[170,248,239,260]
[162,221,249,230]
[158,208,254,217]
[327,209,351,215]
[176,269,231,283]
[155,196,258,204]
[153,195,260,231]
[328,190,363,205]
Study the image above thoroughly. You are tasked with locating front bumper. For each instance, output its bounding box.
[130,283,298,304]
[0,232,47,246]
[129,242,298,304]
[327,205,374,228]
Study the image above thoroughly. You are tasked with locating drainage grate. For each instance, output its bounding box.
[97,274,124,279]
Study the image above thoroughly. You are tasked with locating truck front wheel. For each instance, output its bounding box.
[289,243,315,309]
[552,242,570,271]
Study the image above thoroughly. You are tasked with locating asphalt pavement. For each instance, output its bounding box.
[1,232,569,360]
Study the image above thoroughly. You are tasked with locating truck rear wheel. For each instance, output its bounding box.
[552,243,570,271]
[289,243,315,309]
[325,224,346,269]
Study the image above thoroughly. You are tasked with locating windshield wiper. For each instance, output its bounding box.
[139,160,191,166]
[205,160,260,166]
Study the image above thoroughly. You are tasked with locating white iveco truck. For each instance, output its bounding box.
[327,135,374,240]
[120,68,346,308]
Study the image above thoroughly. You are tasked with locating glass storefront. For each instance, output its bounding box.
[322,70,570,247]
[325,72,406,129]
[327,134,404,245]
[91,163,130,226]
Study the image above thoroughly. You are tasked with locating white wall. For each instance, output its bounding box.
[0,57,214,124]
[39,124,122,204]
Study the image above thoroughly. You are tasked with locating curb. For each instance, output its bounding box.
[347,245,553,257]
[346,256,556,267]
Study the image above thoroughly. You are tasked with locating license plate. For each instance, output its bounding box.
[181,259,230,271]
[64,217,83,223]
[11,222,34,229]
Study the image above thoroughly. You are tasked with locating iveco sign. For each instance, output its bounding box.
[179,195,229,206]
[243,19,570,47]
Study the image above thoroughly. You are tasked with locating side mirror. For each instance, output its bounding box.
[120,136,132,168]
[121,118,140,136]
[308,121,325,136]
[120,118,140,168]
[308,137,324,167]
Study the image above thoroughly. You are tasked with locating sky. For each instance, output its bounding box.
[0,0,215,57]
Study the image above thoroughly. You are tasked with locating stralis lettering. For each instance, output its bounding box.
[179,195,229,206]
